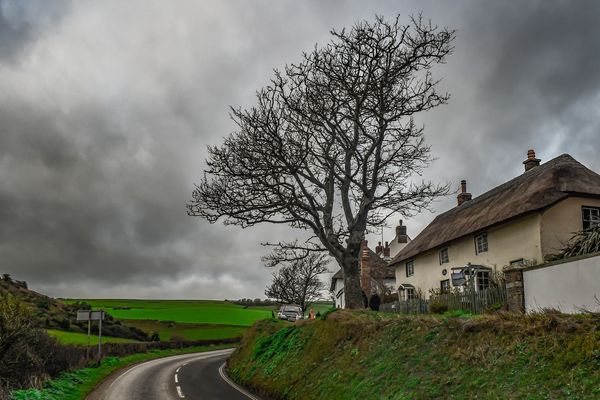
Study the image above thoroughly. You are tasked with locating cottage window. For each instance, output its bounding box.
[440,279,450,293]
[582,206,600,230]
[475,233,488,254]
[439,247,449,264]
[476,270,490,291]
[406,288,416,300]
[405,261,414,277]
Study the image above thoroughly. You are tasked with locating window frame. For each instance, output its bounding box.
[405,260,414,277]
[440,279,450,293]
[439,247,449,265]
[582,206,600,231]
[476,270,490,291]
[474,232,488,255]
[405,288,416,300]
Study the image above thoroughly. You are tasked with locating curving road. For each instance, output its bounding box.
[87,348,260,400]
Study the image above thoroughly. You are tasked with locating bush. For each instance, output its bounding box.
[0,294,66,390]
[429,302,448,314]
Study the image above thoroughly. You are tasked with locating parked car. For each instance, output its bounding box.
[277,305,303,321]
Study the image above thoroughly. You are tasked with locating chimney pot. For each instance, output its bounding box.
[523,149,541,171]
[457,179,472,206]
[383,242,390,257]
[396,220,408,243]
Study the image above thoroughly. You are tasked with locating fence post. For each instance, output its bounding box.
[504,265,525,313]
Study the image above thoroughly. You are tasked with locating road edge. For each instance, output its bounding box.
[218,363,262,400]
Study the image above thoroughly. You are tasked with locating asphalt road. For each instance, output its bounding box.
[87,348,259,400]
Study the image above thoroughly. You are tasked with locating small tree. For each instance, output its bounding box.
[189,15,454,308]
[265,253,328,312]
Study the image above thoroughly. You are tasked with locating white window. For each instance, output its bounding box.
[405,261,414,277]
[475,233,488,254]
[476,270,490,291]
[405,288,416,300]
[439,247,449,264]
[582,206,600,231]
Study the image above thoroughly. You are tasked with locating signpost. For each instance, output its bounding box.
[77,310,105,363]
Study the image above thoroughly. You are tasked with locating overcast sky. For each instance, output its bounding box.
[1,0,600,300]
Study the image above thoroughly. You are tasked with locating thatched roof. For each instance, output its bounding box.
[390,154,600,267]
[330,248,394,291]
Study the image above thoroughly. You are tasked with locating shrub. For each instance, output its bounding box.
[0,294,65,390]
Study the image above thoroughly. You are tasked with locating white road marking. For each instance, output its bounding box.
[176,385,185,398]
[174,374,178,383]
[218,363,261,400]
[176,367,181,373]
[90,348,236,400]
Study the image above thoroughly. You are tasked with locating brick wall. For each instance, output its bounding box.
[504,266,525,313]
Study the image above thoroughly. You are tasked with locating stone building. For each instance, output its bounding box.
[330,221,410,308]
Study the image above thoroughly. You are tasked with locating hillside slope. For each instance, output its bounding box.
[228,310,600,399]
[0,275,147,341]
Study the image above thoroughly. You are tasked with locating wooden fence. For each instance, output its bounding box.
[380,286,507,315]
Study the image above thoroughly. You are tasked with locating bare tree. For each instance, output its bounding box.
[188,15,454,309]
[265,253,328,312]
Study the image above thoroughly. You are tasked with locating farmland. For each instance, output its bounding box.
[47,329,140,345]
[61,299,334,342]
[62,299,272,326]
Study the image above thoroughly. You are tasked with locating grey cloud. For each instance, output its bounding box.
[1,1,599,299]
[0,0,71,62]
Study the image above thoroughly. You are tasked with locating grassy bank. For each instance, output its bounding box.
[228,310,600,399]
[11,344,235,400]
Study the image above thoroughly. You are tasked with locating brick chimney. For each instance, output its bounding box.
[383,241,390,258]
[457,180,472,206]
[396,220,408,243]
[375,241,383,255]
[360,241,372,296]
[523,149,541,171]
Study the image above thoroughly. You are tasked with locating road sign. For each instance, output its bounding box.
[77,310,105,321]
[76,309,105,363]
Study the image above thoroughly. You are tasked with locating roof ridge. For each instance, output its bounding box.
[389,153,600,266]
[439,153,577,218]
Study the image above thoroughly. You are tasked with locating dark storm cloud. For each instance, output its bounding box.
[393,0,600,238]
[1,1,599,298]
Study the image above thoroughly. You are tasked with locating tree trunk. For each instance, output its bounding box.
[342,239,365,309]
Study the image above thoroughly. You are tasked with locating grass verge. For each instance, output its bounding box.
[11,344,235,400]
[229,310,600,399]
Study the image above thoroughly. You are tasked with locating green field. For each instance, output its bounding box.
[47,329,140,345]
[61,299,334,342]
[64,299,272,326]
